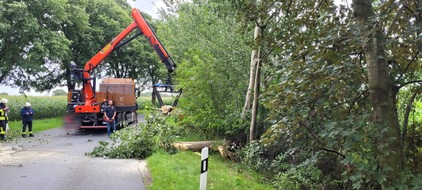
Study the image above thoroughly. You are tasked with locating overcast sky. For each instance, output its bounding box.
[0,0,165,96]
[128,0,165,18]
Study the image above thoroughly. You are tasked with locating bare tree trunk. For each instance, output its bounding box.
[402,91,419,143]
[249,54,261,142]
[353,0,404,187]
[65,66,74,91]
[152,92,156,106]
[241,25,262,120]
[0,71,8,85]
[402,90,420,173]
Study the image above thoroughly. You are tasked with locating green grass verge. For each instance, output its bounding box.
[8,117,64,132]
[146,151,274,190]
[4,117,64,141]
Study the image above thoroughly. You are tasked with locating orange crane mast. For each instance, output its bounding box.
[68,8,178,129]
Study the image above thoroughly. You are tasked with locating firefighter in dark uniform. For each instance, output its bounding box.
[21,102,35,137]
[0,98,10,141]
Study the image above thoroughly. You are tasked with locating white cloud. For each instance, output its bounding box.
[127,0,165,18]
[0,85,56,96]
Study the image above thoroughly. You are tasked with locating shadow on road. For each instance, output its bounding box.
[69,128,108,137]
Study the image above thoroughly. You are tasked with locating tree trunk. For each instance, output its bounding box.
[353,0,404,186]
[152,92,156,106]
[0,71,8,85]
[151,73,157,106]
[241,25,262,120]
[249,55,261,142]
[172,141,220,151]
[65,66,74,91]
[402,90,419,143]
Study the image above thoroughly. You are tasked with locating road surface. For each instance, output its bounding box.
[0,119,148,190]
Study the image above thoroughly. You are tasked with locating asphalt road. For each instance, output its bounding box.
[0,119,147,190]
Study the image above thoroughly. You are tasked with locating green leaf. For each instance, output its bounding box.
[374,173,386,184]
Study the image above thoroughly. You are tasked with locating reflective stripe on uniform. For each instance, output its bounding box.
[0,109,4,120]
[0,128,5,134]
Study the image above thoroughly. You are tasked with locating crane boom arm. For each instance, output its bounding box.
[80,8,176,106]
[131,9,176,73]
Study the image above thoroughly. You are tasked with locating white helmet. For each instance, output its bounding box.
[25,102,31,107]
[0,98,8,104]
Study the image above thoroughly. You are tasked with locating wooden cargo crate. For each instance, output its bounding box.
[97,78,136,107]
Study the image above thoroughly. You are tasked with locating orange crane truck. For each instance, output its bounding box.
[67,8,179,129]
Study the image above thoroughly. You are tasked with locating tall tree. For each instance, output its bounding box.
[352,0,403,185]
[0,0,71,91]
[61,0,92,91]
[243,8,263,142]
[62,0,161,91]
[0,0,161,92]
[158,0,250,138]
[228,0,422,188]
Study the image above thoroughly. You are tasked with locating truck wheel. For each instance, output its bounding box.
[116,113,124,130]
[133,111,138,123]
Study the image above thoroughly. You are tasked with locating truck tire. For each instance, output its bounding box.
[116,113,124,130]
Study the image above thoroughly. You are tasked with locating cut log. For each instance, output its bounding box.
[172,141,217,152]
[173,141,239,162]
[217,145,237,162]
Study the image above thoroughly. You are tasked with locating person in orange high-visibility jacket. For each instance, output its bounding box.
[0,98,10,141]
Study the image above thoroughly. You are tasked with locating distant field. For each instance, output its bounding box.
[0,95,176,121]
[1,95,67,121]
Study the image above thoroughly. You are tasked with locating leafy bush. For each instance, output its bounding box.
[241,141,343,189]
[272,164,326,190]
[52,89,67,96]
[239,141,272,175]
[89,113,178,159]
[240,142,305,179]
[158,1,250,140]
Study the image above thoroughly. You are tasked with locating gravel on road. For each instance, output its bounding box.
[0,126,148,190]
